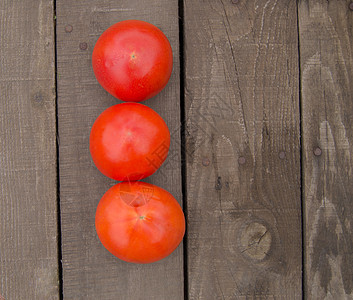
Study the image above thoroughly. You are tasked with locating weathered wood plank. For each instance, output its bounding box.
[299,0,353,298]
[184,0,302,298]
[0,0,58,299]
[56,1,183,299]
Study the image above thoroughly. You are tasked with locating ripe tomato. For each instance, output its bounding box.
[95,181,185,263]
[92,20,173,102]
[90,103,170,181]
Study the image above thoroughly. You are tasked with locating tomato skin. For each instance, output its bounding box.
[89,103,170,181]
[95,182,185,263]
[92,20,173,102]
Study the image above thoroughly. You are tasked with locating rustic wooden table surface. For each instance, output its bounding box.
[1,0,353,299]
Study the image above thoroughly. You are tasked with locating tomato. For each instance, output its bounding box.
[95,181,185,263]
[90,103,170,181]
[92,20,173,102]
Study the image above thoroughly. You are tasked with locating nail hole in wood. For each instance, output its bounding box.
[215,177,222,190]
[314,147,322,156]
[34,92,44,104]
[202,157,210,166]
[79,42,88,50]
[65,25,73,33]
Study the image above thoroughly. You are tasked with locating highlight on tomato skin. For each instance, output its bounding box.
[89,102,170,181]
[95,181,185,264]
[92,20,173,102]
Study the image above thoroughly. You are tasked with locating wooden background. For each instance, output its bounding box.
[0,0,352,299]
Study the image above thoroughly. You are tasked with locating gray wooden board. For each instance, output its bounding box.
[0,0,59,299]
[299,0,353,298]
[184,0,302,298]
[56,1,183,299]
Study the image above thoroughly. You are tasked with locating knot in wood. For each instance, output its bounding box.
[240,222,272,261]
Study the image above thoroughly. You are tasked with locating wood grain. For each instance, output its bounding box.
[183,0,302,298]
[56,1,183,299]
[299,0,353,298]
[0,0,59,299]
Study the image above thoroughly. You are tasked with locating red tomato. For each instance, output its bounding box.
[90,103,170,181]
[95,181,185,263]
[92,20,173,102]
